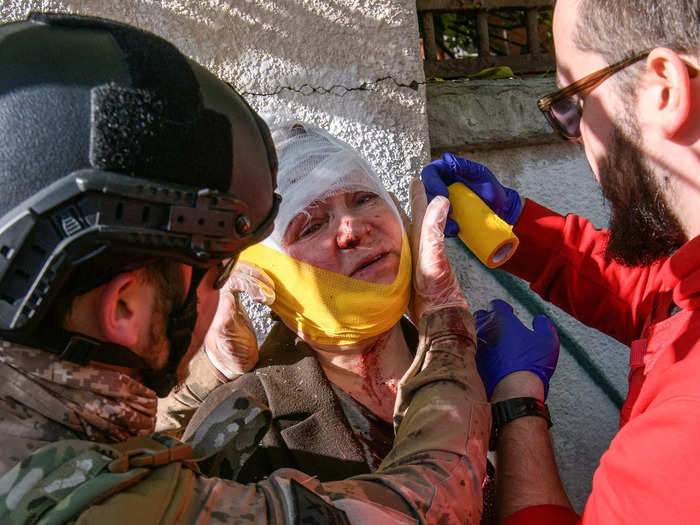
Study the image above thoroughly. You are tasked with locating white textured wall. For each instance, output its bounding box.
[0,0,428,198]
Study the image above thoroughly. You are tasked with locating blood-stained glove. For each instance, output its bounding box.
[408,178,469,321]
[474,299,559,400]
[421,152,522,236]
[204,261,275,379]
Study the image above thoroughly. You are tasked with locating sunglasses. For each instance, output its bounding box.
[537,51,699,141]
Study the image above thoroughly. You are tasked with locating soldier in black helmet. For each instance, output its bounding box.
[0,13,490,524]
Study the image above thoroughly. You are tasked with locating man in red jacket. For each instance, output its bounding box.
[422,0,700,523]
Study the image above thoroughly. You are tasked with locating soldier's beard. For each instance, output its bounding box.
[598,115,686,266]
[139,263,200,398]
[141,328,193,398]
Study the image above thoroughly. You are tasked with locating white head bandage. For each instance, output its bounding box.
[264,122,402,250]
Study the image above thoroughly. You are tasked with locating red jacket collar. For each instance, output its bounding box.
[663,234,700,310]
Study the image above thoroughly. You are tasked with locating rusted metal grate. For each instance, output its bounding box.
[418,0,555,79]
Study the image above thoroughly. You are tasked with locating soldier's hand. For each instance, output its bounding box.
[226,260,276,306]
[203,268,263,380]
[408,178,469,321]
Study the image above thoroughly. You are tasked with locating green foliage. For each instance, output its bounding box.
[428,8,554,58]
[436,12,477,58]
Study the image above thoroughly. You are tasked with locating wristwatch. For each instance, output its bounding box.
[489,397,552,450]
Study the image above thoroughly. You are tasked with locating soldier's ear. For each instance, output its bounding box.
[97,270,157,349]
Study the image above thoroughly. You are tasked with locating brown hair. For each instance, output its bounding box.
[573,0,700,86]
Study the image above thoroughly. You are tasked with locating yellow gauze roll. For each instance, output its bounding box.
[447,182,519,268]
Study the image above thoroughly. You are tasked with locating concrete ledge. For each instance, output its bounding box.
[427,77,560,153]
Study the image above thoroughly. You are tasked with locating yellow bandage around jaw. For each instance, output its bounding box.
[239,233,412,346]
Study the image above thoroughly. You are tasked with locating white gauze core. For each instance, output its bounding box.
[265,122,403,251]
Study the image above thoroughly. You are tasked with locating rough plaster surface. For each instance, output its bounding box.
[1,0,428,194]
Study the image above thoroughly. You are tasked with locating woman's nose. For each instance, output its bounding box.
[336,215,370,248]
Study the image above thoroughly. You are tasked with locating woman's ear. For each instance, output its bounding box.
[97,270,155,349]
[639,48,693,139]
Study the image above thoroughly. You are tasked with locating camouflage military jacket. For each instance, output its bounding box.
[0,340,158,475]
[0,307,491,524]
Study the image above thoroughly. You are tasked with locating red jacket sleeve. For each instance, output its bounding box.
[501,200,666,345]
[505,505,580,525]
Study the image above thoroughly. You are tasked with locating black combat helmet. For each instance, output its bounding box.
[0,12,279,391]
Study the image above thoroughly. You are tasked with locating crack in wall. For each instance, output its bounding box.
[242,75,424,97]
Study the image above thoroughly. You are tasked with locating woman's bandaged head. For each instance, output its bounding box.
[239,122,411,345]
[264,122,404,250]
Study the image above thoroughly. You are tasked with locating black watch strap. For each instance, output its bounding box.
[489,397,552,450]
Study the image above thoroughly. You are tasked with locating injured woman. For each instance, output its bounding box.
[182,122,488,490]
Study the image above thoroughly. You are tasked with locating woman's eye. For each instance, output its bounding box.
[354,192,378,206]
[299,222,322,238]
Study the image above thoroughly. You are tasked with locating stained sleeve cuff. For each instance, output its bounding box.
[505,504,580,525]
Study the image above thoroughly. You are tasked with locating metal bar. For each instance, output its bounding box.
[526,7,540,53]
[489,21,525,30]
[417,0,554,12]
[424,52,555,78]
[422,12,438,61]
[477,10,490,56]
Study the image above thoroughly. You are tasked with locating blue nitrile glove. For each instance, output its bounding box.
[421,152,523,237]
[474,299,559,400]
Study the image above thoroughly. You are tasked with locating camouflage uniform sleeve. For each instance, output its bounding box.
[181,306,489,524]
[365,306,490,523]
[324,306,491,524]
[156,348,228,436]
[1,308,487,524]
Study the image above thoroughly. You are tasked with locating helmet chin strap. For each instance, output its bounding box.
[58,334,151,369]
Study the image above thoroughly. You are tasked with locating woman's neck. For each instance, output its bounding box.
[309,323,413,423]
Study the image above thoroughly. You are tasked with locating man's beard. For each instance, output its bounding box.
[140,261,198,398]
[598,116,686,266]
